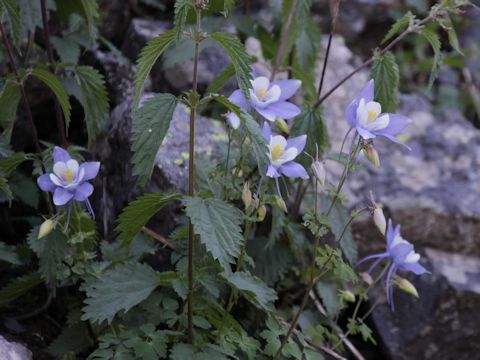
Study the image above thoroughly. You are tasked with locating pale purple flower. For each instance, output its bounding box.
[37,147,99,218]
[225,75,302,126]
[357,219,428,311]
[345,79,411,149]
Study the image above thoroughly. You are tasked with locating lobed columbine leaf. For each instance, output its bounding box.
[0,272,42,307]
[133,29,176,110]
[30,68,72,132]
[290,107,329,165]
[131,93,177,188]
[221,271,278,312]
[116,192,182,245]
[73,66,109,145]
[183,196,243,270]
[210,32,253,101]
[370,51,400,113]
[81,262,161,324]
[174,0,192,41]
[27,226,69,284]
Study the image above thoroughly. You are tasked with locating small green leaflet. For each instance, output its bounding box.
[174,0,192,41]
[116,192,182,245]
[0,272,42,306]
[80,0,99,43]
[221,271,278,312]
[0,241,20,265]
[210,32,252,101]
[74,66,109,145]
[81,262,161,324]
[0,0,22,46]
[30,68,72,132]
[183,196,243,270]
[420,27,442,90]
[243,114,269,175]
[370,51,400,113]
[133,29,176,110]
[131,93,177,188]
[382,11,415,45]
[0,81,21,141]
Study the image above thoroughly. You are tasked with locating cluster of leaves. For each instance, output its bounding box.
[0,0,471,359]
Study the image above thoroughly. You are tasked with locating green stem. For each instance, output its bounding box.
[187,8,202,344]
[223,129,232,200]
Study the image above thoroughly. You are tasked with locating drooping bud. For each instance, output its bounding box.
[311,160,326,186]
[257,204,267,221]
[339,289,356,303]
[396,277,419,298]
[242,182,252,209]
[275,195,288,213]
[365,143,380,168]
[373,207,387,235]
[360,272,373,286]
[275,118,290,135]
[38,219,54,239]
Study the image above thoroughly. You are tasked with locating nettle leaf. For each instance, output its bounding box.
[74,66,109,145]
[211,32,252,100]
[0,241,20,265]
[0,272,42,307]
[248,237,292,285]
[132,94,177,188]
[174,0,192,41]
[382,11,414,45]
[0,175,12,203]
[134,29,176,109]
[183,196,243,270]
[370,51,400,113]
[80,0,99,43]
[315,281,340,318]
[51,36,81,63]
[439,15,463,55]
[116,192,182,245]
[0,0,22,45]
[82,263,161,324]
[221,271,278,312]
[243,113,269,175]
[0,81,21,141]
[291,107,329,165]
[295,0,320,73]
[420,27,443,90]
[48,322,91,357]
[30,68,72,131]
[27,226,68,283]
[0,152,28,175]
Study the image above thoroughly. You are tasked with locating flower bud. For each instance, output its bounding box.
[275,195,288,213]
[38,219,54,239]
[242,182,252,209]
[339,289,356,303]
[275,118,290,135]
[373,207,386,235]
[396,277,419,298]
[311,160,326,186]
[365,144,380,168]
[257,205,267,221]
[360,272,373,286]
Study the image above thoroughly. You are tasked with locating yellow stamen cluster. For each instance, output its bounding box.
[271,144,284,161]
[257,88,267,100]
[367,110,378,122]
[63,169,74,182]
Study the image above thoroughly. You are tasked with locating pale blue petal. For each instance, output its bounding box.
[267,101,301,119]
[53,187,74,206]
[80,162,100,181]
[37,174,56,192]
[53,146,71,163]
[74,182,94,201]
[278,161,309,179]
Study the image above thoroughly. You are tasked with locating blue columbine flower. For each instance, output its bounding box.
[357,219,428,311]
[225,75,302,127]
[345,79,412,149]
[37,146,100,218]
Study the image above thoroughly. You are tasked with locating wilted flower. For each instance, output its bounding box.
[357,219,428,310]
[37,147,100,218]
[226,75,301,124]
[345,79,411,149]
[311,160,326,186]
[373,207,386,235]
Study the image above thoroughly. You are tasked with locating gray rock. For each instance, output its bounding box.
[0,335,32,360]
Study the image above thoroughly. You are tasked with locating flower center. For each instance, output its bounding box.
[63,169,74,182]
[367,110,379,122]
[257,88,268,100]
[271,144,284,161]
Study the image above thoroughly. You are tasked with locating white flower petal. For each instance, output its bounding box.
[404,250,420,263]
[49,173,63,186]
[251,76,270,93]
[66,159,79,176]
[53,162,67,177]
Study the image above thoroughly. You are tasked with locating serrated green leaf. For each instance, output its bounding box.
[0,152,27,175]
[248,237,292,285]
[131,93,177,188]
[183,196,243,269]
[295,9,320,72]
[27,226,68,283]
[382,11,414,45]
[0,175,12,203]
[290,107,329,165]
[74,66,109,145]
[315,281,339,318]
[80,0,99,43]
[82,263,161,324]
[0,0,22,46]
[174,0,192,41]
[439,15,463,55]
[420,27,443,90]
[221,271,278,312]
[210,32,252,101]
[31,68,72,132]
[0,272,42,306]
[116,192,181,245]
[0,241,20,265]
[48,322,91,357]
[243,113,269,174]
[133,29,176,109]
[0,81,21,141]
[329,201,357,264]
[370,51,400,113]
